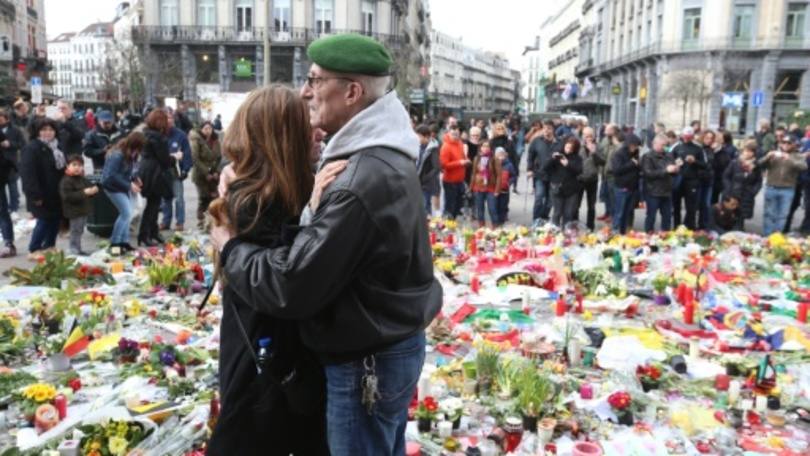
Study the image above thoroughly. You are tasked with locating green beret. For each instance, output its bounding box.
[307,33,393,76]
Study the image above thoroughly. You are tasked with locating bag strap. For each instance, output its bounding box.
[199,279,261,368]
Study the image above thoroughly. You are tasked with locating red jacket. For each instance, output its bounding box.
[440,134,466,183]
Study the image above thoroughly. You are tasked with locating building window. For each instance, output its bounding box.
[160,0,179,27]
[361,0,375,36]
[786,2,807,44]
[273,0,291,32]
[236,0,253,32]
[732,4,754,46]
[682,7,701,48]
[198,0,216,27]
[315,0,333,35]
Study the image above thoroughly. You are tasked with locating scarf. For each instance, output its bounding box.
[478,150,492,185]
[46,139,66,170]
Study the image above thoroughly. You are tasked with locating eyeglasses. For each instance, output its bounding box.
[305,75,355,89]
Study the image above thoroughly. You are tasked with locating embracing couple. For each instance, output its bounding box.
[206,34,442,455]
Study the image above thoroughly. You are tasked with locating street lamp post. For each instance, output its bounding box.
[264,0,271,85]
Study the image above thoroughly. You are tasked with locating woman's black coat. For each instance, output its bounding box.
[138,128,173,199]
[207,191,328,456]
[20,139,64,219]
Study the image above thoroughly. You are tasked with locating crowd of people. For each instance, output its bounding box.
[419,115,810,236]
[0,98,223,259]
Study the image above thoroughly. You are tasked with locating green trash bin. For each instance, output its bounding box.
[86,174,119,238]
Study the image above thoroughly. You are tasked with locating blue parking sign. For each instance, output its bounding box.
[752,90,764,107]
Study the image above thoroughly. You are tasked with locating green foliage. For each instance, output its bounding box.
[515,366,555,418]
[6,251,78,288]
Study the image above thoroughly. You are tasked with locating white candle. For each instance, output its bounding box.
[755,395,767,412]
[728,380,741,404]
[437,420,453,438]
[741,398,753,411]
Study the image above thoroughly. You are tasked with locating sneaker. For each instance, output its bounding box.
[159,223,170,231]
[596,214,610,222]
[0,245,16,258]
[174,224,184,232]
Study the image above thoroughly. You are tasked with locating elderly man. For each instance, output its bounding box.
[83,110,122,172]
[212,34,441,455]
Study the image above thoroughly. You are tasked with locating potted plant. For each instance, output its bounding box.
[41,334,70,371]
[115,337,141,364]
[608,391,634,425]
[439,397,464,430]
[636,363,663,392]
[15,382,58,424]
[414,396,438,433]
[495,357,522,399]
[475,340,501,396]
[652,275,670,305]
[515,365,554,432]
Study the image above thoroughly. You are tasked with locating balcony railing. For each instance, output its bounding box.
[0,0,14,20]
[593,36,809,75]
[132,25,402,50]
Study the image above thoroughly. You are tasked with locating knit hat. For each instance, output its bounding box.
[307,33,393,76]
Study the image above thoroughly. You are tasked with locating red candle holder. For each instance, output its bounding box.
[503,417,524,453]
[797,302,808,323]
[715,374,730,391]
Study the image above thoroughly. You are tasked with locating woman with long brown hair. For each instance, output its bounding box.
[137,110,173,246]
[206,85,328,456]
[101,131,145,253]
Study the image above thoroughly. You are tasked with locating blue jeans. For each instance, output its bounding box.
[326,332,426,456]
[442,181,465,219]
[473,191,498,225]
[600,179,615,218]
[763,186,795,235]
[532,178,550,221]
[6,172,19,212]
[423,191,432,215]
[106,190,134,244]
[161,177,185,226]
[0,187,13,246]
[644,196,672,232]
[29,216,60,253]
[612,186,637,234]
[497,192,510,225]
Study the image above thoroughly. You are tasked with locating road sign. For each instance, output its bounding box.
[752,90,764,108]
[30,77,42,104]
[409,88,425,104]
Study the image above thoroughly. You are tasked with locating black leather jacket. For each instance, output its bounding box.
[222,146,443,364]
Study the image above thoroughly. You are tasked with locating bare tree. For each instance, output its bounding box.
[664,70,710,128]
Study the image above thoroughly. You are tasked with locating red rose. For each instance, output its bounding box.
[68,377,82,392]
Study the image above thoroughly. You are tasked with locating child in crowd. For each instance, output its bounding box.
[709,195,741,235]
[495,147,516,225]
[469,140,501,227]
[59,155,98,255]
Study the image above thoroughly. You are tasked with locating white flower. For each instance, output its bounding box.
[439,397,463,415]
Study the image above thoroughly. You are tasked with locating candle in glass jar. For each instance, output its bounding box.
[798,302,808,323]
[429,232,437,245]
[503,417,524,453]
[555,297,566,317]
[53,394,67,420]
[471,275,480,294]
[740,398,753,412]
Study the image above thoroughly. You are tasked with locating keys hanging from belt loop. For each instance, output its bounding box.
[361,355,380,415]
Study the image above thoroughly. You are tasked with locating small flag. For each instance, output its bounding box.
[63,327,89,358]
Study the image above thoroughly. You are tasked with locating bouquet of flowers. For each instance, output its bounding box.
[15,382,57,420]
[439,397,464,425]
[115,338,141,364]
[78,419,154,456]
